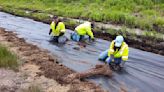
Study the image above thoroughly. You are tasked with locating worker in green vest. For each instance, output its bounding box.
[99,35,129,67]
[71,21,95,42]
[49,17,66,43]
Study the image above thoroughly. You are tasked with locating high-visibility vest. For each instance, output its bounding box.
[50,21,65,36]
[75,23,94,39]
[108,40,129,61]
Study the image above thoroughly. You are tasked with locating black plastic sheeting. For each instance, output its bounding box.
[0,12,164,92]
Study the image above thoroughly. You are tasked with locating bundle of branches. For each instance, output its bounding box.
[62,64,112,83]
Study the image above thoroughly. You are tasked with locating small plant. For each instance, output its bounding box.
[24,84,42,92]
[0,45,18,70]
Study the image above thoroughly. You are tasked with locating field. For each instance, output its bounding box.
[0,0,163,55]
[0,0,163,32]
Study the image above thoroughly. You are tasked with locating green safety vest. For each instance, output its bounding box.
[108,41,129,61]
[50,21,65,36]
[75,23,94,39]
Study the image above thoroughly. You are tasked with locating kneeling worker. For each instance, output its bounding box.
[99,35,129,67]
[49,17,66,42]
[71,21,95,42]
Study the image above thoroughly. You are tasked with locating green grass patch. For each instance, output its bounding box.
[24,84,42,92]
[64,19,79,29]
[0,0,163,32]
[0,0,163,43]
[105,26,163,41]
[31,13,50,21]
[0,45,18,70]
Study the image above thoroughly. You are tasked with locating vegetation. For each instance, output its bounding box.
[0,0,163,32]
[24,85,42,92]
[0,45,18,70]
[0,0,163,45]
[105,27,163,41]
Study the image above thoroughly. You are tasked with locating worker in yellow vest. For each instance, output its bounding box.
[49,17,66,43]
[71,21,95,42]
[99,35,129,67]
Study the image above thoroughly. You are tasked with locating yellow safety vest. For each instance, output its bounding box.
[75,23,94,39]
[50,21,65,36]
[108,40,129,61]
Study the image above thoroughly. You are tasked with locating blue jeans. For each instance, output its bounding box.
[71,32,89,42]
[98,50,108,61]
[99,50,122,64]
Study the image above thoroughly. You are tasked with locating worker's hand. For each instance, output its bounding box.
[110,49,114,54]
[90,38,95,42]
[112,59,115,62]
[49,29,52,35]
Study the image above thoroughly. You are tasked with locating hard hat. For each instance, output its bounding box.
[115,35,124,47]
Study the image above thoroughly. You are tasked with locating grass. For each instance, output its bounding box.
[0,45,18,70]
[0,0,163,32]
[105,26,163,42]
[0,0,163,46]
[24,84,42,92]
[1,5,163,42]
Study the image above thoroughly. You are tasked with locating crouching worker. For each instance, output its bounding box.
[49,17,66,43]
[99,35,129,68]
[71,21,95,42]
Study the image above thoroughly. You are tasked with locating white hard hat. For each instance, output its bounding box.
[115,35,124,47]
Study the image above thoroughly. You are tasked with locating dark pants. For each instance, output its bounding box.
[51,33,64,43]
[99,50,126,67]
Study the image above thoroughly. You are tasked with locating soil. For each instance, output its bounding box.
[0,27,106,92]
[0,69,21,92]
[0,64,71,92]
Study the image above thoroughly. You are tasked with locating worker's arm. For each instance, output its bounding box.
[114,44,129,61]
[108,41,115,56]
[50,22,55,35]
[59,22,66,33]
[49,29,52,35]
[86,27,94,39]
[122,46,129,61]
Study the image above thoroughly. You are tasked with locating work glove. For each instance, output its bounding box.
[49,29,52,35]
[89,37,95,42]
[91,38,95,42]
[110,55,115,63]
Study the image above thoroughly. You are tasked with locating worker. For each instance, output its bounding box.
[49,17,66,43]
[99,35,129,67]
[71,21,95,42]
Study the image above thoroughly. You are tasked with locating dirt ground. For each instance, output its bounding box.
[0,27,106,92]
[0,64,70,92]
